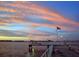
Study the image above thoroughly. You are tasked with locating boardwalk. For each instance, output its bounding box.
[0,41,79,57]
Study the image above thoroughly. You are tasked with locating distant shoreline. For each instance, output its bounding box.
[0,40,79,42]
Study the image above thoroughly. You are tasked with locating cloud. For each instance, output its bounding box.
[0,1,79,32]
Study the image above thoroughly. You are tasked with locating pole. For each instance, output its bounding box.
[56,29,58,41]
[29,44,32,56]
[32,47,35,56]
[56,26,61,41]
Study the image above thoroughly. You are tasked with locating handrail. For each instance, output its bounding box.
[41,48,49,57]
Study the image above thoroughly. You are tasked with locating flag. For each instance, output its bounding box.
[57,26,61,30]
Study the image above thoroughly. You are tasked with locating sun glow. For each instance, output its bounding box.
[0,36,32,40]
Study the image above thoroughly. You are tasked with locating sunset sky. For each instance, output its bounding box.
[0,1,79,41]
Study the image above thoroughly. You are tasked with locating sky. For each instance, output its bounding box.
[0,1,79,41]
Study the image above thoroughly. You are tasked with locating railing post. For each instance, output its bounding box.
[28,44,32,56]
[47,45,53,57]
[47,45,49,57]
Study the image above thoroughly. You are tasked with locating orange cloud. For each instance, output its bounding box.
[41,16,79,27]
[0,7,17,12]
[30,22,75,31]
